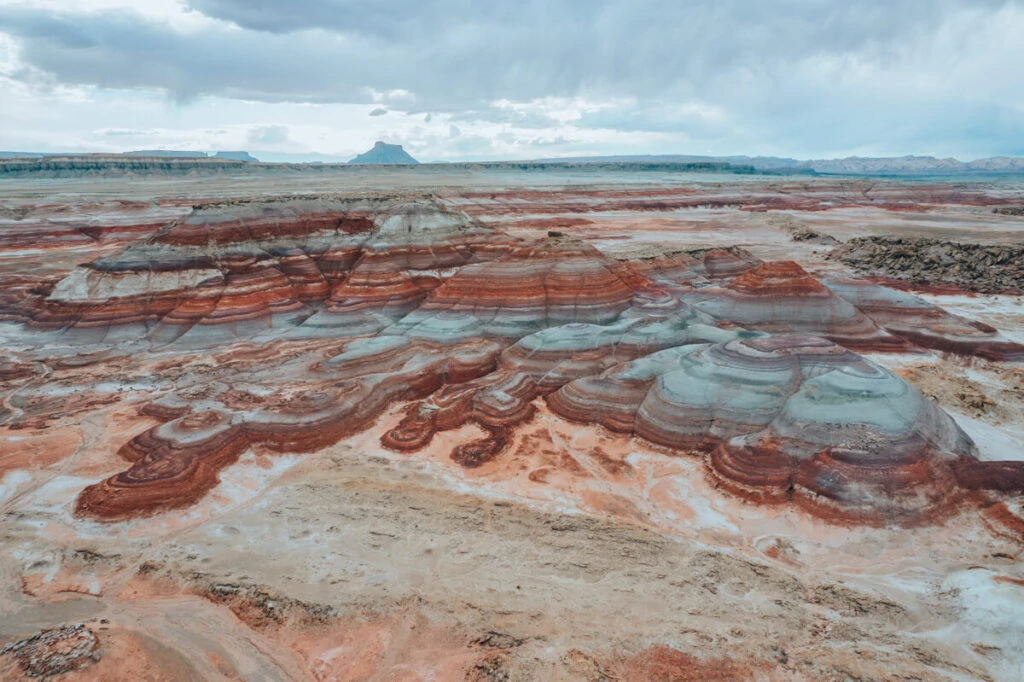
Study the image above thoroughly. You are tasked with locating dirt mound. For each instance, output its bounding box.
[831,236,1024,294]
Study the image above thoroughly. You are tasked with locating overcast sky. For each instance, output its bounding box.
[1,0,1022,162]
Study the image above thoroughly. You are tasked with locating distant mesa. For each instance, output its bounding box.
[123,150,260,162]
[123,150,209,158]
[349,141,419,165]
[213,151,259,162]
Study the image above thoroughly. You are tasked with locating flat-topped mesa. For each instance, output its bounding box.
[619,247,764,291]
[683,261,912,352]
[623,252,703,286]
[823,277,1024,361]
[548,334,1015,525]
[349,141,419,165]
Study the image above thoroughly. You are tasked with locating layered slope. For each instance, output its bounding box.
[7,196,1019,528]
[680,261,911,352]
[18,197,513,344]
[823,277,1024,360]
[550,334,985,524]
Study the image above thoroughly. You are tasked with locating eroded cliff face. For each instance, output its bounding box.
[3,180,1024,681]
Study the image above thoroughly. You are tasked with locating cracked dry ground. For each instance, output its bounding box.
[3,170,1024,681]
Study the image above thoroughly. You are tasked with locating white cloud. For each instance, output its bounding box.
[0,0,1022,159]
[0,0,221,31]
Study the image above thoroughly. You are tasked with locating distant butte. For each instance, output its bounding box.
[348,141,419,164]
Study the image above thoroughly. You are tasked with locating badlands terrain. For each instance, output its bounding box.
[1,167,1024,681]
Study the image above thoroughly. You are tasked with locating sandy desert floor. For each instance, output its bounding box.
[2,168,1024,681]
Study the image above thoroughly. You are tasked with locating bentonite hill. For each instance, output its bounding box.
[2,164,1024,681]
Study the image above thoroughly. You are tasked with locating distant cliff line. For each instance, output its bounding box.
[6,152,1024,179]
[537,153,1024,175]
[0,155,758,178]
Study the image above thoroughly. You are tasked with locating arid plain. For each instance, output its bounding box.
[2,168,1024,681]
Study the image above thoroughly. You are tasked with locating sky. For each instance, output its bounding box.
[0,0,1022,163]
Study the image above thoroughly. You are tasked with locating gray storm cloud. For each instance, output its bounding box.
[0,0,1022,156]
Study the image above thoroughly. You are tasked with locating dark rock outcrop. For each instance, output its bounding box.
[830,237,1024,294]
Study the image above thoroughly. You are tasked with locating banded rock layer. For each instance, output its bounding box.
[680,261,911,352]
[550,335,992,524]
[823,278,1024,361]
[7,196,1021,526]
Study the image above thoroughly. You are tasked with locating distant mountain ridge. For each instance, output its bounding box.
[537,153,1024,174]
[348,141,419,164]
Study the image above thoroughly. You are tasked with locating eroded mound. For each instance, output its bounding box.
[681,261,911,352]
[550,334,983,524]
[4,195,1023,529]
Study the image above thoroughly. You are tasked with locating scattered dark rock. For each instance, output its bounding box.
[788,226,839,245]
[136,560,162,575]
[473,631,524,649]
[830,236,1024,294]
[204,581,338,627]
[993,206,1024,216]
[1,623,100,678]
[562,649,612,681]
[467,654,511,682]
